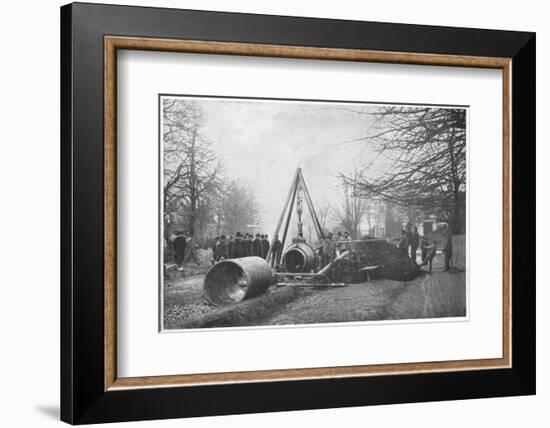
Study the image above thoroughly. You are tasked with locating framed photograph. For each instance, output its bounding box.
[61,2,535,424]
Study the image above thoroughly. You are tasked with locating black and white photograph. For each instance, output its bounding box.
[161,95,467,330]
[0,0,541,425]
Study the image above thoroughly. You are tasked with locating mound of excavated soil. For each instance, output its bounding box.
[327,240,420,282]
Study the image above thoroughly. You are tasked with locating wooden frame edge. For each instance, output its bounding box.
[105,35,511,68]
[104,36,117,390]
[110,357,508,390]
[502,61,513,369]
[103,35,512,391]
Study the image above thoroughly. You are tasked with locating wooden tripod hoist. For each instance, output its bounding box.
[266,167,325,265]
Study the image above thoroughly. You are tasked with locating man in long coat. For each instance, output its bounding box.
[321,234,333,267]
[238,233,248,258]
[212,237,220,263]
[252,233,262,257]
[410,226,420,262]
[227,236,234,259]
[270,234,283,267]
[398,230,409,254]
[261,234,270,259]
[183,231,199,265]
[247,234,254,257]
[173,231,187,267]
[443,230,453,271]
[234,233,244,258]
[420,240,437,273]
[217,235,228,261]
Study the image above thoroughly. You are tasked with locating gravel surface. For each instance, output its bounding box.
[164,302,218,327]
[163,274,216,329]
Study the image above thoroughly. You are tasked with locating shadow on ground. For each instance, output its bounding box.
[35,405,59,420]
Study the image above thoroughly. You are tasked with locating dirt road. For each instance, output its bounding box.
[163,255,466,328]
[257,270,465,326]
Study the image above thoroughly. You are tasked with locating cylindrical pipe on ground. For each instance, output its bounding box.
[203,256,274,306]
[283,242,317,273]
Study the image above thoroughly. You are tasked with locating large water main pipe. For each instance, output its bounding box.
[203,256,274,306]
[283,242,317,273]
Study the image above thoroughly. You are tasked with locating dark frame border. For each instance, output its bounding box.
[61,2,535,424]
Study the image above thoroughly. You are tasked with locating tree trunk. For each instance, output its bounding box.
[447,132,460,234]
[188,128,197,237]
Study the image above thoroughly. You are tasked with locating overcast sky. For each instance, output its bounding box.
[174,96,383,236]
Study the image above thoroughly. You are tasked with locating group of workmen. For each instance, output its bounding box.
[212,232,283,266]
[172,224,453,273]
[397,223,453,272]
[397,223,422,262]
[319,231,353,267]
[170,230,200,268]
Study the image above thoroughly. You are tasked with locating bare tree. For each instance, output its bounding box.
[162,99,222,237]
[342,106,466,233]
[316,202,332,233]
[333,184,367,239]
[292,200,330,245]
[361,201,377,236]
[219,181,259,235]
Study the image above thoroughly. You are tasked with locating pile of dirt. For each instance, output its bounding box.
[327,239,420,282]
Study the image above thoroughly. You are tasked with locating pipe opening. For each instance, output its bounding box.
[203,262,249,306]
[203,257,274,306]
[284,249,306,273]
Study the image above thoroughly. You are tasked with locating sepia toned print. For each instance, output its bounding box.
[160,95,467,330]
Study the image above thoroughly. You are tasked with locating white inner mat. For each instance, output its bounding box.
[117,50,503,378]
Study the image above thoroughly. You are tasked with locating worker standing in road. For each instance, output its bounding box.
[420,235,430,261]
[321,235,331,267]
[335,231,344,257]
[183,231,200,266]
[329,232,338,260]
[246,234,254,257]
[252,233,262,257]
[227,236,234,259]
[173,231,187,268]
[405,222,413,256]
[411,226,420,262]
[270,234,282,267]
[212,236,220,264]
[235,232,244,257]
[443,230,453,272]
[343,231,352,251]
[261,234,270,259]
[398,229,409,254]
[241,233,248,257]
[420,240,437,273]
[218,235,228,261]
